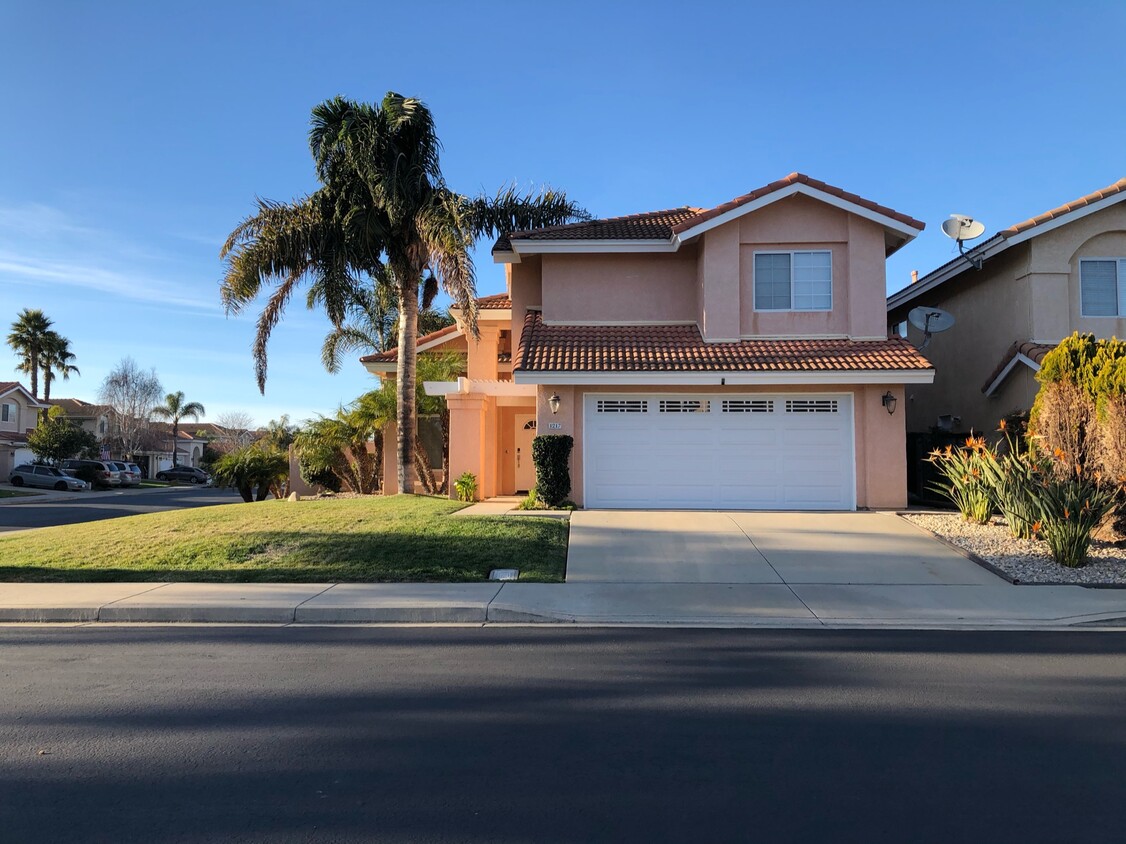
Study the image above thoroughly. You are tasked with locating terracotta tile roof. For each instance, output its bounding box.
[516,311,932,373]
[48,398,109,417]
[359,323,462,364]
[503,208,702,247]
[474,293,511,309]
[671,173,925,235]
[981,341,1056,393]
[495,173,923,254]
[1002,178,1126,236]
[0,381,18,395]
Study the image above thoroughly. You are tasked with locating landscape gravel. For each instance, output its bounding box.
[901,512,1126,586]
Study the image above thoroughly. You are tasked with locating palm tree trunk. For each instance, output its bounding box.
[395,279,419,495]
[172,420,179,467]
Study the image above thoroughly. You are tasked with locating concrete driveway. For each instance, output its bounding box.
[566,510,1000,586]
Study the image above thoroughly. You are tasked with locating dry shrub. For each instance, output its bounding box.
[1030,380,1095,476]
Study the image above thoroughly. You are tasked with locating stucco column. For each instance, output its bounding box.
[858,385,907,509]
[699,225,741,341]
[446,394,488,501]
[467,325,501,380]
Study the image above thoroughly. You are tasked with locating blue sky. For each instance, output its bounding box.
[2,0,1123,426]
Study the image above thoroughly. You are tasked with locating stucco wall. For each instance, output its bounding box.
[541,252,698,324]
[537,383,906,509]
[896,245,1033,434]
[0,391,36,434]
[891,202,1126,435]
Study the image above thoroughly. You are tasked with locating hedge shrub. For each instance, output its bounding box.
[531,435,573,507]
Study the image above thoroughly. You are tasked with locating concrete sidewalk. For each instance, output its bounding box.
[4,580,1126,628]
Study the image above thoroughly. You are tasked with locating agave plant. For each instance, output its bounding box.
[928,435,994,524]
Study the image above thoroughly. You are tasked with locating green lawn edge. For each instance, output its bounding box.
[0,495,568,583]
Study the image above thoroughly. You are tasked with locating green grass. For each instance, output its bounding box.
[0,488,38,499]
[139,481,173,488]
[0,496,568,583]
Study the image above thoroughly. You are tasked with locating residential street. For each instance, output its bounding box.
[0,486,242,531]
[2,627,1125,843]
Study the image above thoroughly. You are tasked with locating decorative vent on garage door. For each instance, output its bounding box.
[722,399,774,413]
[658,399,710,413]
[785,398,839,413]
[596,399,648,413]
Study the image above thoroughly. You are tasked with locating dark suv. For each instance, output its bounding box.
[60,459,122,489]
[155,465,210,484]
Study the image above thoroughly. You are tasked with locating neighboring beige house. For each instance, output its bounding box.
[887,177,1126,435]
[365,173,934,509]
[48,398,112,441]
[0,381,49,474]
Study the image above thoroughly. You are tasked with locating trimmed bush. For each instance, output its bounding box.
[454,472,478,502]
[531,435,573,507]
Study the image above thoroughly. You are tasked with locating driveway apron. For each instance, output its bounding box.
[566,510,1000,586]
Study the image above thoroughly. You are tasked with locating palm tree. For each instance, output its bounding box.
[151,391,206,467]
[40,332,80,403]
[220,92,586,494]
[319,276,454,374]
[7,309,54,399]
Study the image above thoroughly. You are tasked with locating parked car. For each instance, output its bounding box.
[155,465,210,484]
[60,459,122,489]
[8,464,90,491]
[111,461,141,486]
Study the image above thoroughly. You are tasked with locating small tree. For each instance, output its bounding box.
[98,358,162,457]
[211,445,289,502]
[27,416,96,465]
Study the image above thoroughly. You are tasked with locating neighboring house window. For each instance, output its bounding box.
[1080,259,1126,316]
[1,403,11,423]
[754,251,832,311]
[99,420,106,435]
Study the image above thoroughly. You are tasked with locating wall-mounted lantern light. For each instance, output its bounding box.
[548,392,561,414]
[881,391,897,415]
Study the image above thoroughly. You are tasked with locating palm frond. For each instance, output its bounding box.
[461,183,590,239]
[252,270,304,393]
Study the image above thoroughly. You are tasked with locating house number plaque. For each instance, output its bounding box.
[547,422,563,430]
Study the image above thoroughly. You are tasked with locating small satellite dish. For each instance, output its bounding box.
[908,306,956,350]
[941,214,987,269]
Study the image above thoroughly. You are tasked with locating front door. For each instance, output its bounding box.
[514,414,537,492]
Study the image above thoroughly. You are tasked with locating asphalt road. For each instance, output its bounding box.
[0,486,243,531]
[2,627,1125,844]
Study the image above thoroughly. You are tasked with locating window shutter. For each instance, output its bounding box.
[1081,260,1118,316]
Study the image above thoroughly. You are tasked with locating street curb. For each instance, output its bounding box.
[0,485,189,507]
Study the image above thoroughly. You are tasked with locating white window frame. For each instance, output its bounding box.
[1080,258,1126,317]
[752,250,833,312]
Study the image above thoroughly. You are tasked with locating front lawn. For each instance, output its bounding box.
[0,488,38,499]
[0,496,568,583]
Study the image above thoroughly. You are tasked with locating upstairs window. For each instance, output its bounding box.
[1,403,11,423]
[754,251,832,311]
[1080,259,1126,316]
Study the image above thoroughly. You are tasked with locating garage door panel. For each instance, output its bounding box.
[585,393,854,510]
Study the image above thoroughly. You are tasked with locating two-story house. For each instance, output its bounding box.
[47,398,111,441]
[365,173,934,509]
[887,177,1126,436]
[1,382,49,475]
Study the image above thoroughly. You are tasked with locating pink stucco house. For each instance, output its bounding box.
[363,173,934,510]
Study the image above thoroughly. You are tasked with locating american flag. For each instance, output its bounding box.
[99,445,110,460]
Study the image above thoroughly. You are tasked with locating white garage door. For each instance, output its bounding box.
[583,393,855,510]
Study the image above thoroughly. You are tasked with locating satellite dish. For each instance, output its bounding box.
[908,306,956,350]
[941,214,987,269]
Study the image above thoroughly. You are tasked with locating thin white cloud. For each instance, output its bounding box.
[0,199,222,313]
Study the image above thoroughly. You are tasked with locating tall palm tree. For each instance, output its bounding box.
[7,308,54,399]
[40,332,80,403]
[152,391,206,467]
[220,92,586,494]
[319,278,454,374]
